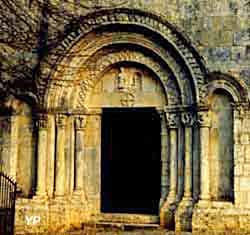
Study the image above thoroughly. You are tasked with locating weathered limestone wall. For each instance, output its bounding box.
[16,103,35,198]
[118,0,250,80]
[0,99,35,197]
[23,0,249,81]
[192,104,250,234]
[0,116,11,172]
[234,107,250,208]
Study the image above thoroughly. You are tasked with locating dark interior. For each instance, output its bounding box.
[101,108,161,215]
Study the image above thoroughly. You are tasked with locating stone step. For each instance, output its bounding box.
[95,221,160,230]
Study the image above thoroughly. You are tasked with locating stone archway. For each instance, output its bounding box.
[29,8,209,232]
[4,7,250,235]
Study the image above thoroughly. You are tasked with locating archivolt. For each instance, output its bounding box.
[205,72,250,104]
[42,8,207,109]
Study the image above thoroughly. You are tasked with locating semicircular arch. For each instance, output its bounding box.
[41,8,207,110]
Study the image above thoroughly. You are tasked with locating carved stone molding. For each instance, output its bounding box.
[56,114,67,128]
[41,8,206,108]
[166,112,180,129]
[181,111,195,127]
[74,115,87,130]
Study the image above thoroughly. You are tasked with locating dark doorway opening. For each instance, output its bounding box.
[101,108,161,215]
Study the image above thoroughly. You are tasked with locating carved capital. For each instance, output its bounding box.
[166,112,180,129]
[233,103,248,118]
[197,111,210,128]
[74,115,87,130]
[181,111,195,127]
[56,114,67,128]
[36,114,48,129]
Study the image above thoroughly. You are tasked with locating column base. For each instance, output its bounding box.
[72,190,86,200]
[175,197,194,232]
[197,199,212,208]
[160,203,177,230]
[33,193,48,201]
[160,195,178,230]
[54,193,65,199]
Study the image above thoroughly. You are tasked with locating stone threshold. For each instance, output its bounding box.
[98,212,159,224]
[95,221,160,230]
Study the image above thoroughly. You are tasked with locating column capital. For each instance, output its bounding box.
[56,114,67,128]
[74,115,87,130]
[232,103,249,118]
[197,110,211,128]
[181,111,195,127]
[36,114,49,129]
[166,112,180,129]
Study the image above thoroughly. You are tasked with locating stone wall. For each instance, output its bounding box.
[10,0,250,82]
[234,107,250,208]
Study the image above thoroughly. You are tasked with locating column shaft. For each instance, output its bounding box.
[181,111,195,201]
[159,110,168,204]
[9,116,19,179]
[168,129,178,201]
[36,114,48,197]
[183,126,192,199]
[74,115,86,191]
[166,112,179,203]
[55,114,66,196]
[198,111,211,201]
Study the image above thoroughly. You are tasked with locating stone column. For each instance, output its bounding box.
[85,109,102,213]
[55,114,66,197]
[158,110,168,207]
[35,114,48,197]
[9,115,19,180]
[74,115,86,193]
[166,112,179,203]
[197,110,211,203]
[175,111,195,232]
[160,112,179,229]
[182,111,194,201]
